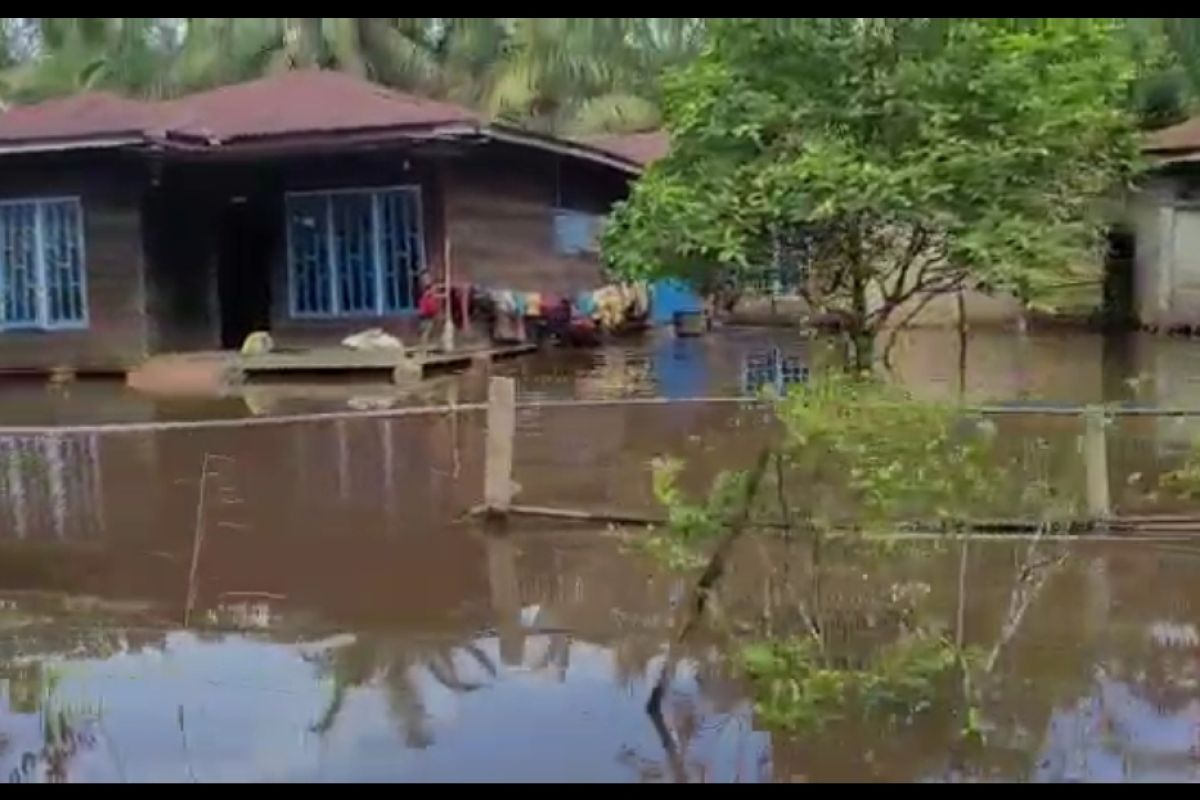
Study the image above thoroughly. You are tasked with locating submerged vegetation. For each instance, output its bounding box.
[639,372,1078,735]
[739,634,972,733]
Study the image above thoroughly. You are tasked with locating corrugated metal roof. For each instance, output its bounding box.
[158,70,479,144]
[0,91,160,144]
[1146,117,1200,155]
[0,70,479,147]
[584,131,669,167]
[0,71,644,175]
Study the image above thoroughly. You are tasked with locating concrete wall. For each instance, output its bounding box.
[728,289,1024,329]
[1131,174,1200,330]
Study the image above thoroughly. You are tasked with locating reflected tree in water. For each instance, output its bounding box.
[305,635,499,750]
[0,598,169,782]
[1,659,101,785]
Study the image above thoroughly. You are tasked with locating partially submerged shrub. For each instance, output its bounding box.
[738,633,972,733]
[640,372,1070,739]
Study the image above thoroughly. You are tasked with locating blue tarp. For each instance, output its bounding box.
[651,281,704,325]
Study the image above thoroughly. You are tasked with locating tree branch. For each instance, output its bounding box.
[647,449,773,716]
[881,279,966,367]
[888,225,929,304]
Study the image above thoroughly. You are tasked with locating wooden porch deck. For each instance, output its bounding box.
[127,344,538,397]
[234,344,538,385]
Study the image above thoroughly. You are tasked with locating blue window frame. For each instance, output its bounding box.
[286,187,425,319]
[0,197,88,331]
[743,349,809,397]
[553,209,604,257]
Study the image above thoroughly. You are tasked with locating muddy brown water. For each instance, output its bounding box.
[2,330,1200,782]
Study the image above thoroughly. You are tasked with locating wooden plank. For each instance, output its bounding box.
[238,345,538,377]
[240,348,409,372]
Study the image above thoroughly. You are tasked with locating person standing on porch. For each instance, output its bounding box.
[418,274,447,352]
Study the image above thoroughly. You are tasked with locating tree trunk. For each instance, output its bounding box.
[848,268,874,373]
[849,329,875,373]
[957,290,969,400]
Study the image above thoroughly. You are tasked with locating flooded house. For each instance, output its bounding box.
[0,70,644,376]
[1134,117,1200,331]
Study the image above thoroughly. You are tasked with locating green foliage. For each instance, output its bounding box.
[1125,18,1192,129]
[1160,440,1200,500]
[637,456,758,571]
[646,372,1076,553]
[604,18,1141,365]
[776,373,1049,530]
[0,18,706,135]
[739,633,970,732]
[652,456,755,543]
[1128,18,1200,130]
[1,18,180,102]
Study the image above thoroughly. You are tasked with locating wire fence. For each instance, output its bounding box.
[0,398,1197,544]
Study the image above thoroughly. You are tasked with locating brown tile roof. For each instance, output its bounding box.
[1146,117,1200,155]
[584,131,670,167]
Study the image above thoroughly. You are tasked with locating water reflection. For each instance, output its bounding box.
[742,349,809,397]
[2,403,1198,548]
[17,329,1200,424]
[4,330,1200,780]
[0,435,103,541]
[2,530,1200,781]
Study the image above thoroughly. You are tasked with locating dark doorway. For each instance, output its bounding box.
[218,195,276,350]
[1102,228,1136,331]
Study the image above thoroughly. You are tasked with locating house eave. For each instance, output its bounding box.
[0,122,646,176]
[0,135,147,156]
[486,126,645,176]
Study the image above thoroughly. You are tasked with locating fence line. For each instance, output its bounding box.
[3,396,1200,438]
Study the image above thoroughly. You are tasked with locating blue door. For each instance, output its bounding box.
[652,280,704,325]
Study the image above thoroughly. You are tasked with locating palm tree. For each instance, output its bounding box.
[168,18,705,133]
[446,18,705,134]
[170,18,442,95]
[306,634,499,748]
[0,18,708,134]
[0,18,178,103]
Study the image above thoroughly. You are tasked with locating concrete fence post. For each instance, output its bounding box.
[485,377,517,515]
[1084,406,1112,523]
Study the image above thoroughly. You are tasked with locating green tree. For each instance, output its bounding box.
[170,18,443,95]
[444,18,704,134]
[1124,18,1195,130]
[1,18,179,103]
[0,18,705,135]
[604,18,1140,369]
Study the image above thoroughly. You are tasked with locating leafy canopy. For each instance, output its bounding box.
[604,18,1141,333]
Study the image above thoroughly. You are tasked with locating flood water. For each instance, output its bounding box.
[12,327,1200,425]
[3,329,1200,783]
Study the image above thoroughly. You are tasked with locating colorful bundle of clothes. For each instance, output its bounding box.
[589,284,650,331]
[416,281,652,348]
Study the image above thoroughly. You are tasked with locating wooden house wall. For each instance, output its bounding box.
[0,154,149,373]
[266,154,445,347]
[0,142,637,371]
[444,146,629,298]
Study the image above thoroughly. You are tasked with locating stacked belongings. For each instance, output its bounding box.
[483,282,652,349]
[590,283,650,335]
